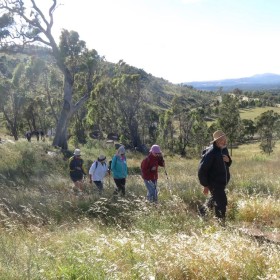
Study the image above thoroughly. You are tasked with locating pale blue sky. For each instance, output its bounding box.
[47,0,280,83]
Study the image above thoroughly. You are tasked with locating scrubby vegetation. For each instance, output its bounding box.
[0,139,279,279]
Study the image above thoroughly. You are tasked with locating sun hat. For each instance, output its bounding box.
[98,154,106,161]
[150,144,162,154]
[211,130,226,143]
[73,148,81,156]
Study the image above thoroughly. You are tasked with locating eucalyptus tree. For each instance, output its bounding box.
[0,0,102,149]
[138,107,159,145]
[23,56,63,133]
[255,110,280,155]
[171,95,200,156]
[22,56,47,132]
[191,111,209,155]
[218,94,242,155]
[0,63,25,140]
[241,119,256,141]
[88,62,147,148]
[157,109,175,152]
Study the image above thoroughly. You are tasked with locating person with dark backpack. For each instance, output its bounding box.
[198,130,232,226]
[141,144,165,203]
[89,155,108,194]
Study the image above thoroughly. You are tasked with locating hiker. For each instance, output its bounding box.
[69,149,87,194]
[25,131,32,142]
[111,145,128,196]
[198,130,232,225]
[89,155,108,194]
[32,130,40,141]
[141,144,165,203]
[39,130,45,141]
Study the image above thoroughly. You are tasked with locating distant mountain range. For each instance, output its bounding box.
[184,73,280,92]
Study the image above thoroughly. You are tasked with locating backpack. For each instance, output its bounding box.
[108,160,112,172]
[90,161,99,174]
[108,155,119,172]
[201,145,212,158]
[93,160,109,174]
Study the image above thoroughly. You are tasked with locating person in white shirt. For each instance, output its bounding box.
[89,155,108,194]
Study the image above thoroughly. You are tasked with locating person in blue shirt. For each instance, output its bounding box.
[111,145,128,196]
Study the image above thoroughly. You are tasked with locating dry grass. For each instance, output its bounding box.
[0,223,279,279]
[0,140,280,279]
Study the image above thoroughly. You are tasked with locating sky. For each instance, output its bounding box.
[40,0,280,84]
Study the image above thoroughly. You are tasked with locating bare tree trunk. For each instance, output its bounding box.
[3,109,18,140]
[52,76,90,150]
[44,73,58,124]
[52,105,71,149]
[129,125,141,148]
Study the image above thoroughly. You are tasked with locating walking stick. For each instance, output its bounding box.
[108,160,112,188]
[164,166,169,180]
[164,166,172,194]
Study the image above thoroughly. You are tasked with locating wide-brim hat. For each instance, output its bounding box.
[211,130,226,143]
[150,144,162,153]
[73,148,81,156]
[98,154,106,161]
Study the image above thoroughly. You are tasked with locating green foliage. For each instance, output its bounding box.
[0,13,14,38]
[59,30,86,60]
[256,110,280,154]
[240,106,280,120]
[218,95,242,153]
[0,141,65,183]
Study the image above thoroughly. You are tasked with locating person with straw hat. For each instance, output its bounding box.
[198,130,232,226]
[89,154,108,195]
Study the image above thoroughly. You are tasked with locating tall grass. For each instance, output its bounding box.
[0,139,279,279]
[0,225,279,279]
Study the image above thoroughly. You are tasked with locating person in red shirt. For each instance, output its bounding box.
[141,144,165,202]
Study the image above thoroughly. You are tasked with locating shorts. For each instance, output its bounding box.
[70,173,83,182]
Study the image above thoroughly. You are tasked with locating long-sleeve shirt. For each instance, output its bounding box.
[69,156,87,177]
[89,161,108,181]
[141,153,165,181]
[111,154,128,179]
[198,143,232,190]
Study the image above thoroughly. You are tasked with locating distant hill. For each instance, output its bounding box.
[184,73,280,92]
[0,48,212,112]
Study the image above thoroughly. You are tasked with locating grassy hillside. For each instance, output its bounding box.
[240,106,280,120]
[0,51,205,115]
[0,139,279,279]
[206,106,280,127]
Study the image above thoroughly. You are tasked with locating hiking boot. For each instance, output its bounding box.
[197,205,207,217]
[217,217,226,227]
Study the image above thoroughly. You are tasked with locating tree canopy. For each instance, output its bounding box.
[0,0,102,149]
